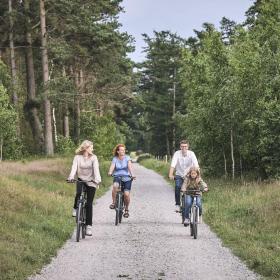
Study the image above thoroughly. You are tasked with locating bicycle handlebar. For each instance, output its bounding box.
[66,179,98,184]
[111,175,136,180]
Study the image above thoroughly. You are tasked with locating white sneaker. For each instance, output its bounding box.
[184,218,190,226]
[86,226,92,236]
[72,208,76,217]
[175,205,180,212]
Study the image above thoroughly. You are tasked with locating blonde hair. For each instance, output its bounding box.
[75,140,93,155]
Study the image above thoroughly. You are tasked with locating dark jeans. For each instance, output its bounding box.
[184,195,202,219]
[175,175,184,206]
[73,181,96,226]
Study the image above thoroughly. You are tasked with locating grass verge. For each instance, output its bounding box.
[140,158,280,280]
[0,157,111,280]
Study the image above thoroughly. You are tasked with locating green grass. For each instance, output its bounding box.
[140,158,280,280]
[0,158,111,280]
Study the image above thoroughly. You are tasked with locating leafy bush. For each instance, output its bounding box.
[137,153,152,162]
[55,135,75,155]
[0,84,23,160]
[80,113,125,160]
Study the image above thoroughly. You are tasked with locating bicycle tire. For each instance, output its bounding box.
[190,207,194,236]
[81,206,86,239]
[115,193,120,226]
[76,202,82,242]
[119,194,123,223]
[193,207,199,239]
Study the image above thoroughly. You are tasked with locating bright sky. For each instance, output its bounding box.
[119,0,253,62]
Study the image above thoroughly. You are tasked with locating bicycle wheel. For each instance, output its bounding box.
[115,193,120,226]
[81,205,86,239]
[119,195,123,223]
[193,207,199,239]
[76,202,82,242]
[190,208,194,236]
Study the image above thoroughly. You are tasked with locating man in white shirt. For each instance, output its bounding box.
[169,140,199,212]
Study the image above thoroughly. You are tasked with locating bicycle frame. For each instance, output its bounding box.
[185,190,200,239]
[76,181,87,241]
[113,176,128,226]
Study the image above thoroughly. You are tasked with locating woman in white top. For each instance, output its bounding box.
[68,140,101,236]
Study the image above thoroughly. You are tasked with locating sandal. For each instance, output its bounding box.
[123,209,129,218]
[109,203,115,209]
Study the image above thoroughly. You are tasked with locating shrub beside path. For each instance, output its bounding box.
[29,163,260,280]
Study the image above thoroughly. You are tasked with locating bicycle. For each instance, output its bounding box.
[113,176,134,226]
[67,179,95,242]
[185,189,201,239]
[180,191,186,224]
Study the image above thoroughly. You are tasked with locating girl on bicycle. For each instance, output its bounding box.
[108,144,135,218]
[68,140,101,236]
[181,166,208,226]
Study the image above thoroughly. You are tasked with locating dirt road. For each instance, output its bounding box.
[29,164,259,280]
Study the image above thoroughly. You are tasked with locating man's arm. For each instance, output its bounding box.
[169,151,178,180]
[169,166,175,180]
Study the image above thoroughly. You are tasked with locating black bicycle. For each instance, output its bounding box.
[113,176,134,226]
[67,179,94,242]
[185,189,201,239]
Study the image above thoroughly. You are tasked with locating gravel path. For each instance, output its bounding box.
[29,164,260,280]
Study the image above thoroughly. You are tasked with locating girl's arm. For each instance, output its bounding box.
[199,179,208,192]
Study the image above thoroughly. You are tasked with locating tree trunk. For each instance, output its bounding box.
[24,0,44,152]
[74,69,80,144]
[63,104,70,138]
[166,131,170,157]
[230,128,235,180]
[172,67,176,155]
[9,0,18,105]
[62,68,69,138]
[52,107,57,143]
[40,0,54,155]
[223,149,227,178]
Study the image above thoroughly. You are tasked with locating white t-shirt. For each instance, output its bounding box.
[170,150,199,177]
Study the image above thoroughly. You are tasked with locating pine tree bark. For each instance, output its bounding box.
[62,67,69,138]
[9,0,18,105]
[74,69,80,144]
[223,149,228,178]
[24,0,44,152]
[40,0,54,155]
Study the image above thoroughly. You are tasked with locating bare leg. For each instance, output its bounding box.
[112,183,119,204]
[124,191,130,210]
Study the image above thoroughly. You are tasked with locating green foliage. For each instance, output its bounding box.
[55,135,75,155]
[80,113,125,160]
[135,31,186,156]
[0,83,23,160]
[204,179,280,279]
[136,153,152,162]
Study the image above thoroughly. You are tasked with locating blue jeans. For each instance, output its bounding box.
[184,195,202,219]
[175,175,184,205]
